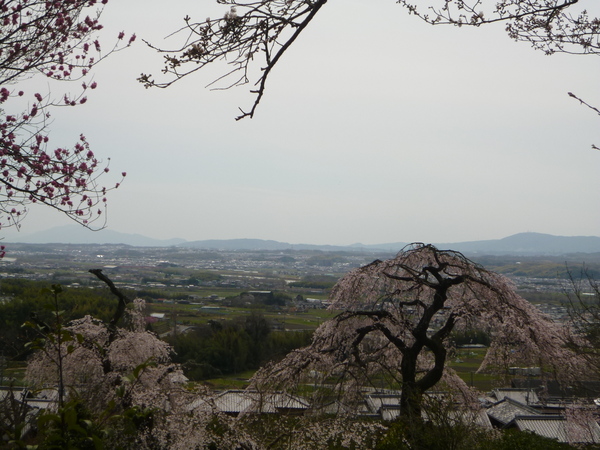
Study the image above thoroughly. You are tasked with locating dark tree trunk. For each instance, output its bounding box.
[400,377,424,421]
[398,281,455,420]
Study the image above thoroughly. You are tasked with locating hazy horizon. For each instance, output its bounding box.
[4,225,600,248]
[1,0,598,247]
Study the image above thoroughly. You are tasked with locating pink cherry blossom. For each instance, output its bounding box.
[0,0,132,241]
[253,244,589,421]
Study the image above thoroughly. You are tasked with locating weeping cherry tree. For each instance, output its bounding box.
[253,244,586,421]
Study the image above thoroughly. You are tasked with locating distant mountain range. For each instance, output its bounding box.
[4,226,600,256]
[5,225,186,247]
[435,233,600,255]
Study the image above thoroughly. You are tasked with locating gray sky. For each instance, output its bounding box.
[3,0,600,245]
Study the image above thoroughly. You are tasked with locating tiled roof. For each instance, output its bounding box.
[492,388,539,405]
[487,397,541,426]
[365,393,402,413]
[189,390,309,414]
[511,415,600,444]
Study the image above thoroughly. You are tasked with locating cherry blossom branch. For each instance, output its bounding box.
[0,0,136,235]
[568,92,600,150]
[140,0,328,120]
[400,0,599,56]
[143,0,596,120]
[401,0,578,27]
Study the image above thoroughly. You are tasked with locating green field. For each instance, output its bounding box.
[449,347,506,391]
[145,300,522,394]
[147,302,336,329]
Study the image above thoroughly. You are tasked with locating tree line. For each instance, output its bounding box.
[167,312,312,380]
[0,279,124,359]
[0,279,313,381]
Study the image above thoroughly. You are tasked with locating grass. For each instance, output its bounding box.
[2,361,27,385]
[147,302,337,331]
[146,302,511,394]
[449,348,505,392]
[191,345,523,395]
[203,370,255,390]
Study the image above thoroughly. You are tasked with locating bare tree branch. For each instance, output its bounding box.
[88,269,131,335]
[142,0,598,119]
[140,0,327,120]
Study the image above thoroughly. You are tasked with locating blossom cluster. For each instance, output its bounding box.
[0,0,135,232]
[25,303,184,414]
[24,301,262,448]
[0,0,135,85]
[398,0,600,56]
[140,0,326,119]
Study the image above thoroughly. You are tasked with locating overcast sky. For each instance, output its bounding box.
[3,0,600,245]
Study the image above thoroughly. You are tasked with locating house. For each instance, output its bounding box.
[364,391,492,428]
[0,387,56,442]
[490,388,540,406]
[365,392,402,420]
[485,386,600,444]
[512,378,600,402]
[188,390,309,416]
[506,415,600,445]
[486,397,542,428]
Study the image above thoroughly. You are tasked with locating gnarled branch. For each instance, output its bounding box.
[88,269,131,336]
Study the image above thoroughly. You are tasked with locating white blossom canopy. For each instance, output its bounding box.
[253,244,586,417]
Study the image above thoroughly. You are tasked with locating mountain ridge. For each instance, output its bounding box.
[4,227,600,256]
[5,225,185,247]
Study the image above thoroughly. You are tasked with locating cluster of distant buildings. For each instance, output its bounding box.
[5,379,600,445]
[185,382,600,445]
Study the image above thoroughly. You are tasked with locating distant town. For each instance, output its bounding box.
[1,241,596,324]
